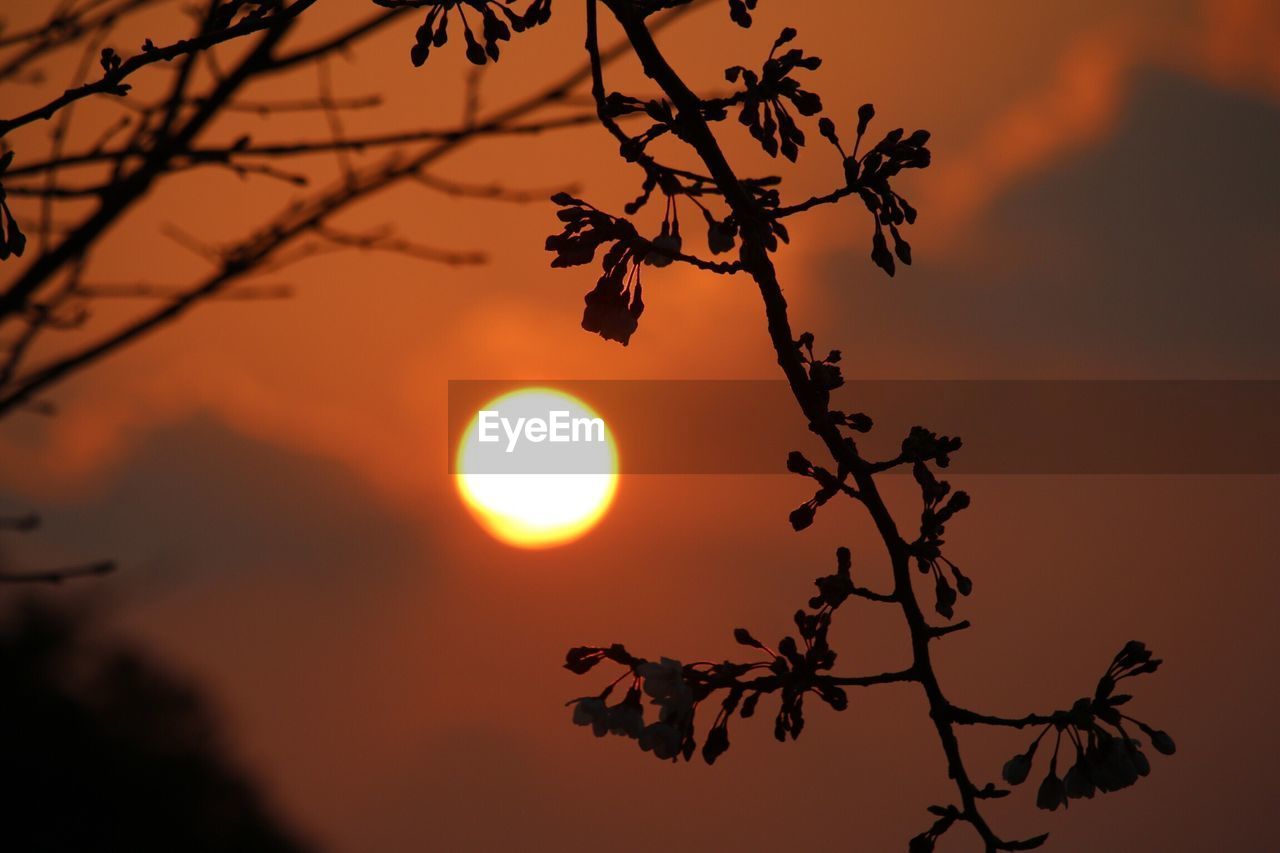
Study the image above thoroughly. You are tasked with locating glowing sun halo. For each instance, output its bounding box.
[455,388,618,549]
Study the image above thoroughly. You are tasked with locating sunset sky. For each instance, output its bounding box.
[2,0,1279,849]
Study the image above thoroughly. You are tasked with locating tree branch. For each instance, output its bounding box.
[0,560,115,584]
[0,1,709,415]
[0,0,318,137]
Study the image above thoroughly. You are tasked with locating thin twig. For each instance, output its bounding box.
[0,0,317,137]
[0,560,115,584]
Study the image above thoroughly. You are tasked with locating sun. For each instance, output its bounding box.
[455,388,618,549]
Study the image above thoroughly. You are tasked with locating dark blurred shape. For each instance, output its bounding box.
[0,600,308,853]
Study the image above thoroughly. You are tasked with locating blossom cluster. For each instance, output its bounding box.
[999,641,1176,810]
[545,27,930,346]
[814,102,930,276]
[906,434,973,621]
[725,28,823,162]
[381,0,553,67]
[566,547,872,765]
[544,194,648,345]
[569,655,695,761]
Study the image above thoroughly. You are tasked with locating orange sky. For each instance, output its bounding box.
[3,1,1279,850]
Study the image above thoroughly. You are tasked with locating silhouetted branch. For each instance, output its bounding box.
[0,0,157,80]
[0,0,317,137]
[313,224,486,265]
[0,509,114,585]
[0,0,710,417]
[0,560,115,584]
[224,93,384,114]
[0,1,716,596]
[78,282,293,300]
[2,112,604,179]
[950,706,1060,729]
[413,172,572,203]
[265,7,410,72]
[538,2,1174,850]
[927,619,970,638]
[0,513,39,531]
[316,58,354,183]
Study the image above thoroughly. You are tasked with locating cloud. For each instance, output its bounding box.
[923,24,1143,244]
[1,412,430,589]
[811,68,1280,377]
[1191,0,1280,98]
[919,0,1280,248]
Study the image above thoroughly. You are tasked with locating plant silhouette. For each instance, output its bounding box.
[0,0,704,419]
[0,0,699,583]
[0,1,1179,848]
[0,599,306,852]
[396,1,1176,849]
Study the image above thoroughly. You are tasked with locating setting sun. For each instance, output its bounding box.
[455,388,618,548]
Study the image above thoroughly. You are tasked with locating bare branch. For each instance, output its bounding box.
[0,2,708,415]
[413,171,572,203]
[0,0,158,81]
[222,94,383,114]
[0,560,115,584]
[78,282,293,300]
[0,0,317,137]
[0,513,39,531]
[2,112,604,178]
[312,224,485,266]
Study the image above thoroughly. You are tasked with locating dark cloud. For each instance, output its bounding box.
[815,68,1280,377]
[3,413,427,589]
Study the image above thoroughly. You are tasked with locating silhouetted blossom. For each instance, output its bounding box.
[210,0,286,30]
[1035,758,1066,811]
[567,651,696,763]
[997,642,1173,810]
[725,29,822,161]
[637,656,694,720]
[639,721,683,759]
[706,219,736,254]
[544,194,649,343]
[571,695,611,736]
[795,331,843,405]
[99,47,123,76]
[546,193,634,268]
[581,243,644,345]
[828,409,873,433]
[901,424,962,467]
[909,806,960,853]
[378,0,553,66]
[902,452,973,619]
[1003,748,1035,785]
[564,642,635,675]
[567,547,890,765]
[572,688,645,738]
[808,546,855,609]
[777,334,860,530]
[726,0,759,27]
[0,152,25,261]
[815,101,930,276]
[785,443,840,532]
[642,193,682,267]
